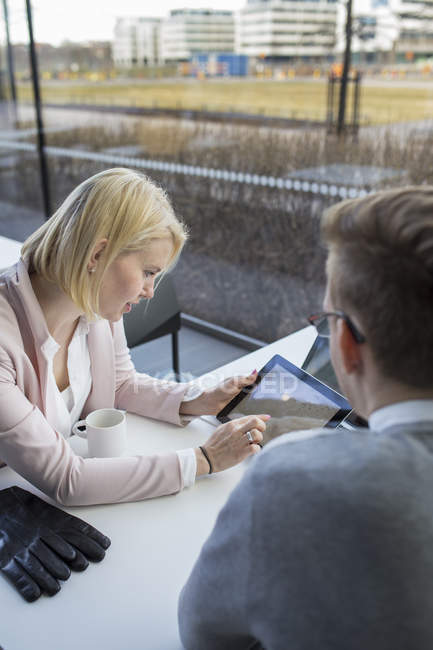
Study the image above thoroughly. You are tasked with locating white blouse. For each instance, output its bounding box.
[41,317,197,488]
[43,316,92,440]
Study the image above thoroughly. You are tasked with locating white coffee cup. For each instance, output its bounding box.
[72,408,127,458]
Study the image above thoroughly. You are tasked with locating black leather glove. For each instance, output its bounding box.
[11,486,111,566]
[0,488,74,602]
[0,486,111,602]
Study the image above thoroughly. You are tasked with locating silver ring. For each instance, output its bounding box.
[246,431,253,443]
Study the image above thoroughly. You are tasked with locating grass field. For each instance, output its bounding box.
[16,78,433,125]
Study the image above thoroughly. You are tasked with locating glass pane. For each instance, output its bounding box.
[0,0,45,240]
[3,0,432,348]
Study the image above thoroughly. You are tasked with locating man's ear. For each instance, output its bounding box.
[336,318,363,375]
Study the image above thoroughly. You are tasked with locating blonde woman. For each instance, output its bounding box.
[0,168,267,506]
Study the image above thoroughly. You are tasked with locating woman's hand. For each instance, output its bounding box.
[180,371,258,417]
[195,414,270,477]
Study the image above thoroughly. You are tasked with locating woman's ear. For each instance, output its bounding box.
[336,318,363,375]
[89,238,108,266]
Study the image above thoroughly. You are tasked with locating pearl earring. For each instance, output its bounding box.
[89,267,96,274]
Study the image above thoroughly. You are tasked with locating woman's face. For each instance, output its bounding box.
[98,238,174,322]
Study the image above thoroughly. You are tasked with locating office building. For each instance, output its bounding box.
[159,9,235,63]
[393,0,433,60]
[113,17,160,67]
[350,0,433,63]
[237,0,338,61]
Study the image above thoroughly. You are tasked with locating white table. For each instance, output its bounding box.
[0,235,22,271]
[0,321,315,649]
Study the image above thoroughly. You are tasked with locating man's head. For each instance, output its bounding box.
[321,187,433,410]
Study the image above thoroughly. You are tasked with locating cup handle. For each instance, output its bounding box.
[72,420,87,438]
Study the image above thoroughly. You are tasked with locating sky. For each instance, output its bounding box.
[6,0,247,45]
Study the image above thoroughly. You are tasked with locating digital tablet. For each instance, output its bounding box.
[217,354,352,446]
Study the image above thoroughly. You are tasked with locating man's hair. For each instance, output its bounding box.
[21,168,187,319]
[322,186,433,388]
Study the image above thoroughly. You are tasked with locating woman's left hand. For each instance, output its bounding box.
[179,371,258,416]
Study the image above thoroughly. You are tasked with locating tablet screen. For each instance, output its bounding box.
[217,355,351,445]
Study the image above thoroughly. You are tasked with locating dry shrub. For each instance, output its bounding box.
[2,118,433,340]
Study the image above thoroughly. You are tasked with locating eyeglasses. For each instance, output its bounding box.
[307,311,366,344]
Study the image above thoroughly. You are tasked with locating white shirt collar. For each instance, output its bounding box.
[369,400,433,432]
[41,315,90,360]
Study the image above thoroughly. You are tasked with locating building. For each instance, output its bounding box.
[349,4,398,64]
[112,0,433,71]
[113,17,160,67]
[237,0,338,62]
[392,0,433,60]
[350,0,433,64]
[159,9,235,63]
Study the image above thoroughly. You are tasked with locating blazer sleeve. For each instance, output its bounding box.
[0,350,183,507]
[111,319,191,426]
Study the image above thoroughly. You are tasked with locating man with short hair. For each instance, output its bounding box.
[178,187,433,650]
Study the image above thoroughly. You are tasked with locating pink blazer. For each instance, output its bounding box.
[0,260,191,506]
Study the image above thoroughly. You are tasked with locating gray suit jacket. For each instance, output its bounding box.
[178,423,433,649]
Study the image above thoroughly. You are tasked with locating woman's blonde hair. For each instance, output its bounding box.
[21,168,187,319]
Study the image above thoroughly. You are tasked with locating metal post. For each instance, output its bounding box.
[25,0,51,219]
[352,71,361,135]
[171,331,180,381]
[2,0,17,106]
[326,73,335,132]
[0,46,3,100]
[337,0,353,136]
